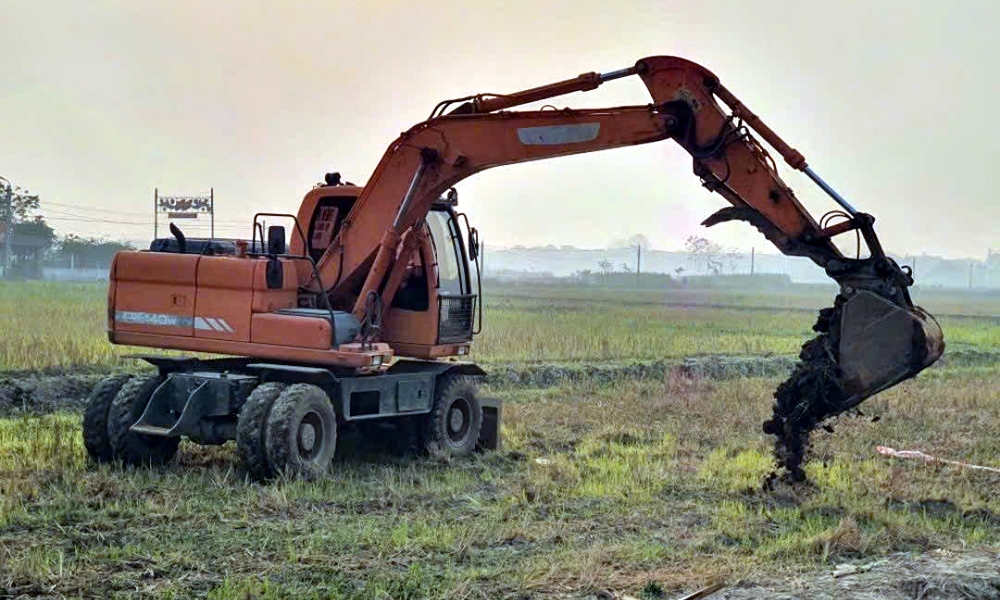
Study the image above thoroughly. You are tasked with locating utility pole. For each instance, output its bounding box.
[636,244,641,287]
[210,187,215,239]
[750,246,755,276]
[154,188,159,239]
[1,176,12,278]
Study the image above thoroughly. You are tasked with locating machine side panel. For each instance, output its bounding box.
[112,252,200,337]
[194,257,255,342]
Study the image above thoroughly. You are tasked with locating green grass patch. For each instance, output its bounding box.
[5,280,1000,371]
[3,373,1000,597]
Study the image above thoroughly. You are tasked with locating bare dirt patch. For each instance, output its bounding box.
[0,372,112,416]
[0,346,992,417]
[714,550,1000,600]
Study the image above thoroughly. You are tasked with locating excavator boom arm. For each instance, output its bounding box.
[296,58,942,469]
[312,56,851,297]
[302,55,943,481]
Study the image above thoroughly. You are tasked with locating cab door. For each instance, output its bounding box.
[381,206,476,356]
[425,207,476,343]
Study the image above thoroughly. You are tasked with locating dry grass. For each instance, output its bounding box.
[2,279,1000,597]
[4,280,1000,371]
[2,369,999,598]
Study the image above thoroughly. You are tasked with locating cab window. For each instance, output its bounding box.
[426,209,467,296]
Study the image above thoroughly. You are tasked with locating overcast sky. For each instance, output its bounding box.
[3,0,996,259]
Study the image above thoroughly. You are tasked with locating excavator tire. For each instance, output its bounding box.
[265,384,337,479]
[236,382,286,480]
[424,375,482,458]
[82,374,133,463]
[764,297,847,483]
[107,375,180,466]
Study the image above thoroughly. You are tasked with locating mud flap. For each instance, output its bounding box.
[838,291,945,404]
[477,397,502,451]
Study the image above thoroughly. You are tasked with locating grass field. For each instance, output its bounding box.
[3,374,1000,598]
[3,280,1000,371]
[2,279,1000,598]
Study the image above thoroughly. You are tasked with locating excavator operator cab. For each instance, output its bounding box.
[383,190,483,357]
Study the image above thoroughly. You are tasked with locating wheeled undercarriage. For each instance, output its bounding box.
[83,356,500,478]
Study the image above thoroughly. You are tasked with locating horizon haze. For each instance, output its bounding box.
[3,0,996,260]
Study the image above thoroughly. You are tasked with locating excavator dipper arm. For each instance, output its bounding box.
[305,56,943,479]
[311,57,851,294]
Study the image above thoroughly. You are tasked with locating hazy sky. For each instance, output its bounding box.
[3,0,997,259]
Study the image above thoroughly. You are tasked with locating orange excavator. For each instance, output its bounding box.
[84,56,944,480]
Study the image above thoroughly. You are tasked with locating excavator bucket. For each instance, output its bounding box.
[837,292,944,404]
[766,290,944,483]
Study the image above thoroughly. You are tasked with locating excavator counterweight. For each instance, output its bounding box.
[86,55,943,481]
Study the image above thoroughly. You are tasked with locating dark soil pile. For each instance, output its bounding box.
[763,298,852,483]
[0,372,112,416]
[718,550,1000,600]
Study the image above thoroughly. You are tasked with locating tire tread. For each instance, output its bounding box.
[82,374,132,463]
[236,382,285,480]
[265,384,337,479]
[108,375,179,466]
[424,375,482,457]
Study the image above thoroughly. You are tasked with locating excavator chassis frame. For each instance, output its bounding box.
[102,356,501,470]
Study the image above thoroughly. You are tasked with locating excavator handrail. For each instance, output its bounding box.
[250,212,339,327]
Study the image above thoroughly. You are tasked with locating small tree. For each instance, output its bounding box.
[57,235,136,268]
[12,220,56,259]
[596,259,614,284]
[685,235,723,275]
[0,184,41,223]
[1,183,54,278]
[575,268,595,284]
[8,219,55,278]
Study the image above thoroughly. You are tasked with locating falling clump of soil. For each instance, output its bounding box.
[763,297,852,484]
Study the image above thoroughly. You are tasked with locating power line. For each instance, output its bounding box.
[45,212,247,227]
[42,201,150,218]
[47,214,151,226]
[41,200,248,225]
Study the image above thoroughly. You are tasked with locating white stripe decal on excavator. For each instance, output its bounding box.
[517,123,600,145]
[205,317,234,333]
[117,311,233,332]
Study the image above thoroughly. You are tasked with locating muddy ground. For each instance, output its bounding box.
[1,347,995,417]
[3,354,1000,598]
[695,550,1000,600]
[578,550,1000,600]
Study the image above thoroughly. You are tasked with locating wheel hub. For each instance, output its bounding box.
[449,407,465,433]
[298,420,318,455]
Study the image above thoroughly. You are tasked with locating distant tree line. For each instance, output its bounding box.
[2,181,135,278]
